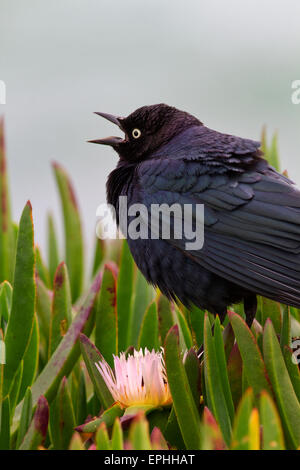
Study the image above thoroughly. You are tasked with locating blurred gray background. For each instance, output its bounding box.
[0,0,299,258]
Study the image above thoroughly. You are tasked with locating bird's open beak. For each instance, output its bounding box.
[88,112,125,146]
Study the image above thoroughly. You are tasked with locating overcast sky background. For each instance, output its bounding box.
[0,0,299,261]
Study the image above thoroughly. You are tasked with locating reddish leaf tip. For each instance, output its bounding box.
[26,200,32,210]
[34,396,49,438]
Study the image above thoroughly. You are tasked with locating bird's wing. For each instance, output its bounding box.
[136,136,300,306]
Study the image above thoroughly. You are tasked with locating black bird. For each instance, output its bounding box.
[90,104,300,327]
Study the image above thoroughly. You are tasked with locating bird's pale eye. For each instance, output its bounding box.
[132,128,141,139]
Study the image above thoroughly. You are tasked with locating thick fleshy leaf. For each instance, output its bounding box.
[248,408,260,450]
[19,395,49,450]
[47,212,60,284]
[13,273,102,432]
[203,314,232,445]
[117,240,134,351]
[129,413,152,450]
[95,263,118,366]
[201,407,226,450]
[0,280,12,325]
[91,237,105,278]
[188,305,205,348]
[130,269,155,347]
[214,316,234,423]
[231,388,254,450]
[175,308,193,350]
[228,311,271,398]
[75,403,124,433]
[150,426,168,450]
[49,262,72,357]
[18,313,39,402]
[79,333,114,409]
[157,294,174,345]
[164,325,201,449]
[9,361,23,416]
[227,343,243,408]
[164,406,185,449]
[258,297,282,333]
[183,348,201,410]
[16,388,33,449]
[138,301,159,350]
[69,432,85,450]
[49,377,76,449]
[280,305,291,351]
[0,396,10,449]
[96,422,111,450]
[263,319,300,448]
[260,391,285,450]
[3,201,36,397]
[53,162,84,302]
[35,246,50,288]
[111,417,124,450]
[282,346,300,402]
[76,368,88,426]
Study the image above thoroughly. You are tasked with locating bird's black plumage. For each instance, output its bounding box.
[91,104,300,326]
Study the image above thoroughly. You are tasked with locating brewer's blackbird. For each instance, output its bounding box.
[89,104,300,326]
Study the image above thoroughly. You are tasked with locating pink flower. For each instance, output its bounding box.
[95,348,172,408]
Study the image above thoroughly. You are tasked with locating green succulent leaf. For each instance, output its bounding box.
[19,395,49,450]
[228,311,271,398]
[13,273,102,433]
[164,324,201,449]
[96,422,111,450]
[0,396,10,449]
[75,403,124,433]
[203,314,232,445]
[231,388,254,450]
[49,261,72,357]
[263,319,300,448]
[138,301,159,351]
[3,201,36,397]
[49,377,76,450]
[47,212,60,285]
[79,333,114,409]
[16,388,33,449]
[129,413,152,450]
[117,240,134,351]
[111,417,124,450]
[0,280,12,325]
[260,391,285,450]
[53,162,84,302]
[91,237,105,277]
[130,268,155,347]
[95,263,118,366]
[157,294,175,345]
[213,316,235,423]
[18,313,39,403]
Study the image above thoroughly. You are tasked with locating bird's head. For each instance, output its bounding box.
[89,103,202,162]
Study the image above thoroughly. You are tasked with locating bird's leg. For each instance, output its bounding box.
[197,308,227,358]
[244,294,257,328]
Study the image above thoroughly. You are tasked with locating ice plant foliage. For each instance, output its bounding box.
[95,348,172,408]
